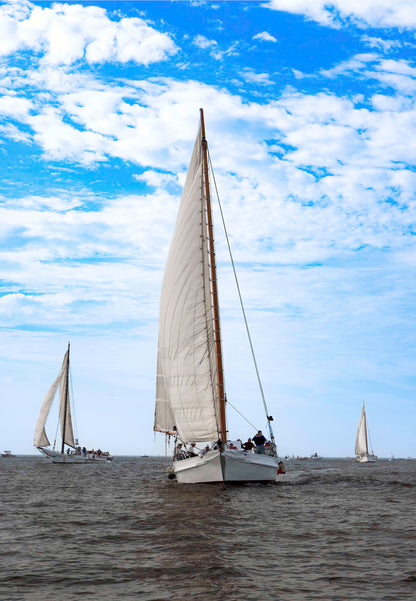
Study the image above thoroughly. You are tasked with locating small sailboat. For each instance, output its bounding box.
[33,343,113,463]
[154,109,279,484]
[355,402,377,463]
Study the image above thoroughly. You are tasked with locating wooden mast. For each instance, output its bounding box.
[61,342,70,453]
[200,108,227,444]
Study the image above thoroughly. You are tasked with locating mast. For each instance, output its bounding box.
[61,342,70,453]
[200,108,227,443]
[363,401,368,454]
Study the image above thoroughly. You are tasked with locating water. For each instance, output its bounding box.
[1,456,415,600]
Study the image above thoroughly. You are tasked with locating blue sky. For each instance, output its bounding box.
[1,0,415,457]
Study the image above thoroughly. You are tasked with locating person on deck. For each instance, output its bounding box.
[253,431,267,454]
[175,444,187,460]
[242,438,255,452]
[187,443,198,457]
[200,445,210,457]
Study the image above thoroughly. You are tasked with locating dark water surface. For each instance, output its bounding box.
[1,456,415,600]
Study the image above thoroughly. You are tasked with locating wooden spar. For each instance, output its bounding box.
[61,342,70,453]
[200,108,227,444]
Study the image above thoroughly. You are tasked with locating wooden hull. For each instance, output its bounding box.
[37,447,113,463]
[172,449,278,484]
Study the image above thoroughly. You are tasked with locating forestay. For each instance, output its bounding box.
[154,127,220,443]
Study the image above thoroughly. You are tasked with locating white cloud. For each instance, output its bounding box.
[192,34,239,61]
[0,122,31,143]
[136,170,178,189]
[241,67,274,85]
[264,0,416,29]
[0,1,177,65]
[253,31,277,42]
[315,53,416,96]
[193,34,218,49]
[361,36,401,51]
[2,70,416,295]
[0,93,33,117]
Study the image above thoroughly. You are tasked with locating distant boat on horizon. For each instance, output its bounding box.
[355,402,377,463]
[33,343,113,463]
[1,450,15,458]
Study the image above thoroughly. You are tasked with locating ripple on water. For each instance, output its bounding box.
[1,457,415,600]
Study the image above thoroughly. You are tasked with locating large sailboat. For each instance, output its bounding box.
[33,344,113,463]
[355,402,377,463]
[154,109,279,484]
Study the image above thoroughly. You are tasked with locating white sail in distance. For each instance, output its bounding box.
[33,350,75,448]
[154,127,220,443]
[33,372,63,447]
[355,405,368,456]
[58,350,75,448]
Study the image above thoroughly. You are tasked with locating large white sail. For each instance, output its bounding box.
[58,350,75,448]
[355,405,367,456]
[33,350,75,448]
[154,127,220,443]
[33,371,64,447]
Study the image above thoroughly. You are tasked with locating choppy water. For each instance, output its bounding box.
[1,456,415,600]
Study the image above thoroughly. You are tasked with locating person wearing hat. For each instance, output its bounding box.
[175,443,187,460]
[200,445,210,457]
[187,443,198,457]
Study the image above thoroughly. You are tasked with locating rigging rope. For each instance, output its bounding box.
[53,414,59,451]
[226,399,258,431]
[208,150,276,446]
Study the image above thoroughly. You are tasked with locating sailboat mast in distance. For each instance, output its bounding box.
[61,342,70,454]
[200,108,227,444]
[34,343,113,463]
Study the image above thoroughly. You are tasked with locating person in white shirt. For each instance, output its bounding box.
[187,443,198,456]
[175,443,187,460]
[200,445,210,457]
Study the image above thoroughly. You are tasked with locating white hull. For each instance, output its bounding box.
[38,448,113,463]
[173,449,278,483]
[356,453,377,463]
[1,451,15,458]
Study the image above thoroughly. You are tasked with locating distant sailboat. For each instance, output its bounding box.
[355,402,377,463]
[33,343,113,463]
[154,109,278,484]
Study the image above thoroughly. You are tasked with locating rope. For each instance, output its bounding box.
[226,399,258,431]
[367,424,374,455]
[208,150,275,445]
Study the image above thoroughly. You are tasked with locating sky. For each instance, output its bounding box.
[1,0,415,458]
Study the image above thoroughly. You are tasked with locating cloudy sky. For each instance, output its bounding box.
[1,0,415,458]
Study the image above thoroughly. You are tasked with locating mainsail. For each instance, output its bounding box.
[154,127,220,443]
[33,349,75,448]
[355,404,368,456]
